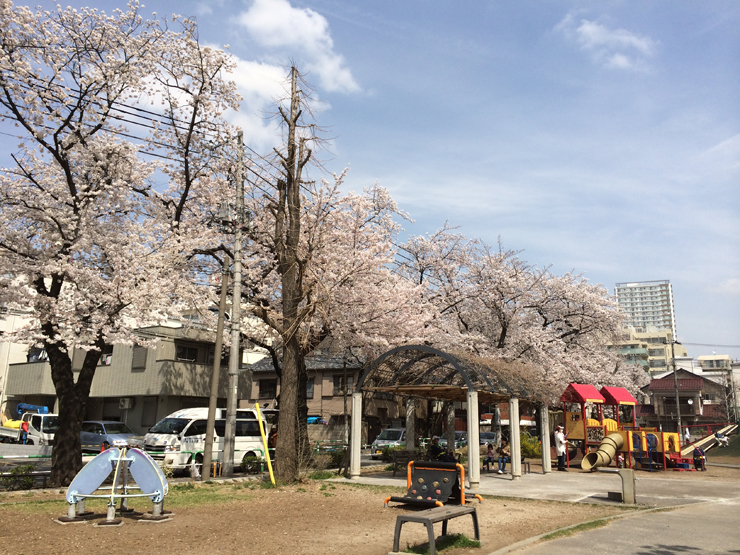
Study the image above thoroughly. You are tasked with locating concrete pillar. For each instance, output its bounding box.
[540,404,552,473]
[406,398,415,453]
[446,402,455,449]
[467,390,480,488]
[350,392,363,479]
[509,397,521,480]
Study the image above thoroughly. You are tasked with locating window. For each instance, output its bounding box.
[27,347,48,363]
[259,379,278,399]
[333,374,353,396]
[703,393,716,402]
[306,377,314,400]
[184,420,208,437]
[132,345,147,370]
[648,349,665,357]
[176,344,200,362]
[649,359,666,368]
[100,344,114,366]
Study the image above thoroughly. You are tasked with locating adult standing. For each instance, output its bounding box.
[555,425,568,471]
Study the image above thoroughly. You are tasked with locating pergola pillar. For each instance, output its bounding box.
[446,402,456,448]
[467,390,480,488]
[540,404,551,473]
[406,398,416,453]
[350,392,363,479]
[509,397,521,480]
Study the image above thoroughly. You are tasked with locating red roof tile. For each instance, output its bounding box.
[648,378,703,391]
[600,386,637,406]
[560,383,605,404]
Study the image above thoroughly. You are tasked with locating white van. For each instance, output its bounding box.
[143,408,271,471]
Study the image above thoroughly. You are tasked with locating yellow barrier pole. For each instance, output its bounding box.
[255,403,276,485]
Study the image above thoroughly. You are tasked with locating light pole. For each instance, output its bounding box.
[223,131,245,477]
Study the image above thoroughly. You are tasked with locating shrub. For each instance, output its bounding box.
[240,456,264,474]
[380,445,406,462]
[520,432,542,458]
[0,464,35,491]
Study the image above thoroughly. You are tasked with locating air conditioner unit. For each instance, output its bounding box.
[119,397,134,410]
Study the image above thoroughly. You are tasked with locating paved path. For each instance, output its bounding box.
[510,499,740,554]
[341,468,740,507]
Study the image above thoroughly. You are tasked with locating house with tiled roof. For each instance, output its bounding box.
[638,369,729,432]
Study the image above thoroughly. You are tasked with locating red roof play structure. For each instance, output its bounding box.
[600,386,637,406]
[560,383,605,404]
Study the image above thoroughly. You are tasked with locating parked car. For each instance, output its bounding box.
[80,421,136,453]
[439,431,468,450]
[370,427,406,459]
[479,431,497,446]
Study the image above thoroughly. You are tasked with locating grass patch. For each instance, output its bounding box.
[541,518,610,541]
[404,533,480,554]
[308,470,335,480]
[341,482,406,495]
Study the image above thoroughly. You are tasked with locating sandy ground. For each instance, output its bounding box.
[0,479,632,555]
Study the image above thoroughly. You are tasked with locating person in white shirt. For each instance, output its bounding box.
[555,425,568,471]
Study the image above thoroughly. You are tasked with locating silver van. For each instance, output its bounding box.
[370,427,406,459]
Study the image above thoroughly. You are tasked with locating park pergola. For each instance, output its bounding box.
[348,345,553,487]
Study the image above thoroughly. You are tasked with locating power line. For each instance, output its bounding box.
[682,342,740,349]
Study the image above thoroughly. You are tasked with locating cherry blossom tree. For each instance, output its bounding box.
[0,1,239,484]
[399,231,647,400]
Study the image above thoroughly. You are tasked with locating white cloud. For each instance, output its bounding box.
[556,14,658,71]
[237,0,360,94]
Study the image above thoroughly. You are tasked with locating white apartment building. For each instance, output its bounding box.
[615,280,677,337]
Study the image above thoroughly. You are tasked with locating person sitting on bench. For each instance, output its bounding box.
[497,440,511,474]
[430,436,445,460]
[483,443,495,472]
[693,446,706,471]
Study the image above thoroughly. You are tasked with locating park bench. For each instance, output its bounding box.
[392,450,414,477]
[390,505,480,555]
[384,460,482,508]
[596,467,636,504]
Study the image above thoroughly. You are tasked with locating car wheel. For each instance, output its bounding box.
[26,439,34,446]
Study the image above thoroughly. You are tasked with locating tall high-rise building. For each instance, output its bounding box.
[615,280,677,337]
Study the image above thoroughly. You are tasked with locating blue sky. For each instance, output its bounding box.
[3,1,739,358]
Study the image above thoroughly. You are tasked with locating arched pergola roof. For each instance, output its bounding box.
[357,345,537,404]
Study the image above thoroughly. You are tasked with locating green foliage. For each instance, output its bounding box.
[240,456,264,474]
[403,533,481,554]
[520,432,542,458]
[328,448,346,468]
[0,465,35,491]
[380,444,406,462]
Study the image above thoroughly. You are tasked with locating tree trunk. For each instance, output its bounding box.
[296,359,311,463]
[47,335,103,486]
[275,335,300,482]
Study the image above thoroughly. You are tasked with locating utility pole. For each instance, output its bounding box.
[201,265,229,481]
[671,339,682,437]
[223,131,245,477]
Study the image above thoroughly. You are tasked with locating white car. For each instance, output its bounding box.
[370,428,406,459]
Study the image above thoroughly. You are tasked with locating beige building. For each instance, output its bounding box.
[609,327,687,377]
[2,323,256,434]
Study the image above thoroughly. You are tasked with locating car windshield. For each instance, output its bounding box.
[377,430,402,441]
[104,423,134,435]
[42,416,58,434]
[480,432,496,440]
[149,418,188,435]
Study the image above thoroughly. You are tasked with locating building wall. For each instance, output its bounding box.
[608,327,687,377]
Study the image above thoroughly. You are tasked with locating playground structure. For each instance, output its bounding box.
[57,446,170,526]
[384,460,483,508]
[558,382,723,472]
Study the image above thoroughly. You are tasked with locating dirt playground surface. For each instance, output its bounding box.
[0,479,632,555]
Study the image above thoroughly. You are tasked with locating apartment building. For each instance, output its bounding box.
[615,280,677,337]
